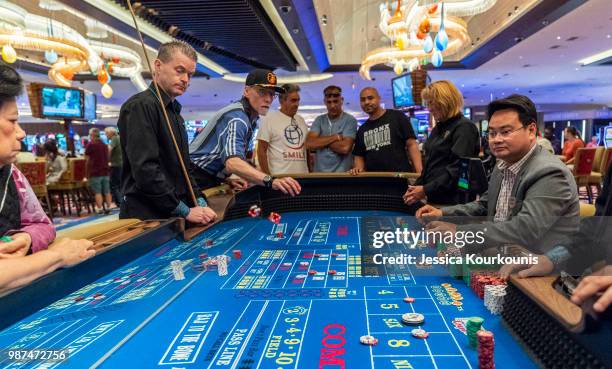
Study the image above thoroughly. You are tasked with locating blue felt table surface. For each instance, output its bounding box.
[0,211,538,369]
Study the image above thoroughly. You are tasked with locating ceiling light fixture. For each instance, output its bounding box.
[359,0,497,80]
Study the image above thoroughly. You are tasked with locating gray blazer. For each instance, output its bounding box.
[442,145,580,254]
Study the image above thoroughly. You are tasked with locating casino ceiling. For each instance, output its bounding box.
[5,0,611,119]
[10,0,588,77]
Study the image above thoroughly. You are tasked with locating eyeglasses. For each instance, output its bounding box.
[487,126,526,140]
[251,86,278,100]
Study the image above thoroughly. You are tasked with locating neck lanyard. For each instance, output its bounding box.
[0,165,13,214]
[326,113,340,131]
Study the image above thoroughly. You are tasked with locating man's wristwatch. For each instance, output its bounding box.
[263,175,275,189]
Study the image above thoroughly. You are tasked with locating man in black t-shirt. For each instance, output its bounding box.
[350,87,422,174]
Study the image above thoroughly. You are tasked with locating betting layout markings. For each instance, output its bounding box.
[362,286,375,369]
[282,250,305,289]
[204,300,270,369]
[0,318,93,367]
[364,285,469,368]
[381,217,416,285]
[323,250,333,288]
[219,249,259,290]
[404,286,438,369]
[255,300,287,369]
[424,285,473,369]
[292,300,313,369]
[90,270,209,369]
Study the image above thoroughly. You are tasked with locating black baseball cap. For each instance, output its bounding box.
[245,69,285,93]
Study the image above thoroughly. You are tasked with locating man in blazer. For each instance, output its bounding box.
[417,94,579,269]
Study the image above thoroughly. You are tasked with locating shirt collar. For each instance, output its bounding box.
[148,83,182,113]
[436,113,462,127]
[240,96,258,126]
[498,142,537,173]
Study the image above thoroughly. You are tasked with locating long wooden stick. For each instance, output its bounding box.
[126,0,198,207]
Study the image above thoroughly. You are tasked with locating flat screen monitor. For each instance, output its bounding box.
[464,107,472,120]
[41,86,83,119]
[481,120,489,137]
[605,125,612,148]
[392,74,415,108]
[409,117,419,135]
[84,91,97,121]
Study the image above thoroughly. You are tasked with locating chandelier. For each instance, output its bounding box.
[359,0,497,80]
[0,2,146,96]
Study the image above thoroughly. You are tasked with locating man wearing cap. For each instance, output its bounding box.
[190,69,301,196]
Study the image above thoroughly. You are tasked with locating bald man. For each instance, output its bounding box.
[350,87,422,174]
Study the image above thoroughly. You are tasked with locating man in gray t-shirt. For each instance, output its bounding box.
[306,86,358,172]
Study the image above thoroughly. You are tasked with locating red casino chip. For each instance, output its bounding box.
[328,270,337,275]
[359,335,378,346]
[268,212,281,224]
[248,205,261,217]
[308,270,317,275]
[403,297,415,303]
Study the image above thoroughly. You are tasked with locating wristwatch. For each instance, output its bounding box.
[263,175,275,189]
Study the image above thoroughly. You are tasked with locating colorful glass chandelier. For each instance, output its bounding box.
[359,0,497,80]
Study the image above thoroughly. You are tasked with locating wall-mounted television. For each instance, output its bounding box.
[392,74,415,108]
[84,91,97,121]
[392,69,429,109]
[41,86,83,118]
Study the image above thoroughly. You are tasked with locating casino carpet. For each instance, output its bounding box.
[54,208,120,231]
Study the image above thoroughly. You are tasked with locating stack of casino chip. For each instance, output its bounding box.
[470,272,504,299]
[248,205,261,217]
[477,330,495,369]
[466,317,484,348]
[484,284,507,315]
[401,313,425,326]
[268,212,281,224]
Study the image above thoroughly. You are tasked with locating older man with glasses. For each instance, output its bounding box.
[416,94,579,274]
[190,69,301,196]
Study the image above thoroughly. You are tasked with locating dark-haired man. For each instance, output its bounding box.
[118,41,217,224]
[417,94,579,265]
[306,86,357,172]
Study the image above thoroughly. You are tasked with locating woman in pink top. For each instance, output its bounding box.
[0,64,95,293]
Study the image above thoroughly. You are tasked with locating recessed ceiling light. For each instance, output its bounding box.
[519,55,523,59]
[556,36,561,40]
[607,34,611,39]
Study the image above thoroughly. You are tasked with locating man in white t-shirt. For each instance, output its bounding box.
[256,83,309,175]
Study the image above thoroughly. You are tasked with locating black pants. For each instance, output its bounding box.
[191,166,223,190]
[110,166,122,205]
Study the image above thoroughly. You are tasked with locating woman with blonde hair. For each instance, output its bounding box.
[404,80,480,205]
